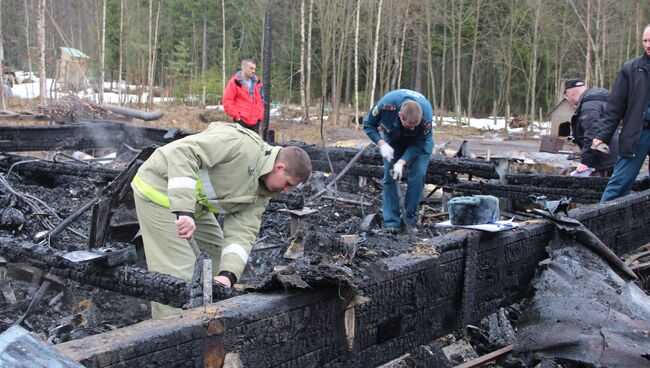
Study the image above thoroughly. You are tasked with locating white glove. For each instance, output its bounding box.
[379,143,394,161]
[392,162,404,181]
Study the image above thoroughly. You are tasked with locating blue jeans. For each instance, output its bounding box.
[601,129,650,202]
[382,154,430,228]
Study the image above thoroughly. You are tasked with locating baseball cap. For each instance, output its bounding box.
[564,78,585,90]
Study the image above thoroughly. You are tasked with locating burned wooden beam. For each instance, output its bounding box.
[0,155,121,183]
[449,174,650,203]
[55,190,650,367]
[310,160,458,186]
[448,180,603,203]
[300,144,498,179]
[89,147,155,248]
[0,236,192,307]
[0,122,191,152]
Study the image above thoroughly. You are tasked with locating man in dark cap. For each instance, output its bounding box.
[592,24,650,201]
[564,77,619,177]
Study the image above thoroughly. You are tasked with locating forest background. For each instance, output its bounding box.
[0,0,649,127]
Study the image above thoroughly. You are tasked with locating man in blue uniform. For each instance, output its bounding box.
[364,89,434,233]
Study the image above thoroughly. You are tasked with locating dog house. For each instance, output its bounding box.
[540,97,575,152]
[548,97,575,137]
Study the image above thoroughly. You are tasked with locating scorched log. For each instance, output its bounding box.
[0,236,192,307]
[0,155,121,182]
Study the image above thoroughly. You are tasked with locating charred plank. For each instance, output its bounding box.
[299,144,498,179]
[0,155,120,182]
[448,180,603,202]
[310,160,458,186]
[0,122,191,152]
[0,237,191,307]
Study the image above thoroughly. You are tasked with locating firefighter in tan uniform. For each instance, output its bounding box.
[131,122,311,317]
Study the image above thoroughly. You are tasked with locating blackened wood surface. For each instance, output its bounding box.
[299,144,498,179]
[0,156,121,182]
[0,237,190,307]
[56,190,650,367]
[89,147,154,248]
[0,122,190,152]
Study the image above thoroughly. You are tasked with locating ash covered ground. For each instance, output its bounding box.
[0,151,446,344]
[0,166,150,343]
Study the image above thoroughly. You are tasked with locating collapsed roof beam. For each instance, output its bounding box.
[0,121,190,152]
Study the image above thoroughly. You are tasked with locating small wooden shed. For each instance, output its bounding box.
[57,47,89,91]
[540,97,575,152]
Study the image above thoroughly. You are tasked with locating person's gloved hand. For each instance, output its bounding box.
[392,161,404,180]
[379,142,394,161]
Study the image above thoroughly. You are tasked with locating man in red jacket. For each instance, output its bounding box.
[223,59,264,134]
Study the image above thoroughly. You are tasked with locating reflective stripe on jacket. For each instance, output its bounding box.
[131,122,280,278]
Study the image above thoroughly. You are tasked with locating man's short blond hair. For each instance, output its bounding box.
[400,101,422,124]
[278,147,311,182]
[241,58,256,67]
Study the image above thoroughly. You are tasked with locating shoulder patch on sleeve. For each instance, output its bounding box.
[372,106,380,116]
[422,120,432,134]
[381,104,397,111]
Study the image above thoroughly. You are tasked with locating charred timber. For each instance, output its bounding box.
[506,174,610,191]
[0,155,121,182]
[55,191,650,367]
[0,122,191,152]
[449,180,603,202]
[451,175,650,203]
[0,236,191,307]
[310,160,457,186]
[299,144,498,179]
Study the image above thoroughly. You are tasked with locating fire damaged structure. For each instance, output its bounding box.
[0,119,649,367]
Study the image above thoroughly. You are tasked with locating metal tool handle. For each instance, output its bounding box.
[187,237,201,257]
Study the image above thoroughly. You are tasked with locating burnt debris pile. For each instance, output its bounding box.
[0,117,649,367]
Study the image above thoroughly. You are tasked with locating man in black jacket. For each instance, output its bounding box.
[564,78,619,177]
[592,25,650,202]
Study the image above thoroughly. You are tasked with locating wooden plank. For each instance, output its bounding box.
[453,345,514,368]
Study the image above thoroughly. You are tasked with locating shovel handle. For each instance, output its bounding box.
[187,237,201,257]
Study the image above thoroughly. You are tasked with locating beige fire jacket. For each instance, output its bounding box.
[131,122,280,279]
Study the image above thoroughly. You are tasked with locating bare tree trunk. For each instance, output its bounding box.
[413,31,422,93]
[147,0,152,103]
[354,0,360,129]
[528,0,541,135]
[454,0,463,126]
[0,0,4,110]
[440,2,447,113]
[300,0,308,124]
[635,0,642,55]
[594,0,601,86]
[24,0,34,83]
[466,0,481,121]
[344,38,352,105]
[332,1,352,125]
[38,0,46,104]
[306,0,313,109]
[425,1,438,121]
[222,0,226,95]
[369,0,383,106]
[147,0,162,108]
[99,0,106,104]
[118,0,124,105]
[599,0,607,86]
[585,0,591,85]
[396,0,410,89]
[201,4,207,106]
[504,0,516,131]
